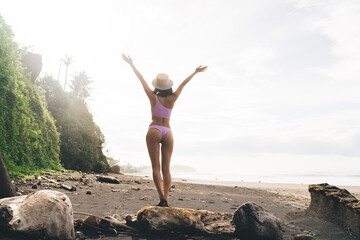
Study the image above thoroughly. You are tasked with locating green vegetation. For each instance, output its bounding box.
[0,15,61,174]
[0,14,108,174]
[38,75,109,172]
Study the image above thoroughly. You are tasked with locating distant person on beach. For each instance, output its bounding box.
[122,54,207,207]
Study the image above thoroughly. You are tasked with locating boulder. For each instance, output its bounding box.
[307,183,360,236]
[21,52,42,82]
[110,165,121,174]
[0,190,74,239]
[130,206,234,235]
[233,202,283,240]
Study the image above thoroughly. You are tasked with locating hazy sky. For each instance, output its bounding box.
[1,0,360,178]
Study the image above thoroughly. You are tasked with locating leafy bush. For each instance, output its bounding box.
[0,15,61,173]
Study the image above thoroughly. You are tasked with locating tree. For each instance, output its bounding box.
[38,75,109,172]
[70,71,93,100]
[62,55,73,90]
[0,153,16,198]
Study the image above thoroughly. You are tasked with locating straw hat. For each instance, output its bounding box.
[152,73,173,90]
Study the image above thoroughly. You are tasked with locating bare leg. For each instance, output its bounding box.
[146,128,164,200]
[161,131,174,201]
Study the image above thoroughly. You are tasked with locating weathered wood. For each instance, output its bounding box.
[73,211,137,232]
[96,175,120,184]
[60,183,77,191]
[40,176,76,191]
[0,153,16,199]
[127,206,235,236]
[0,190,74,239]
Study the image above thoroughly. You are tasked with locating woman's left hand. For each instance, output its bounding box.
[195,65,208,73]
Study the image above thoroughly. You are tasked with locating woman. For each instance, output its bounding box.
[122,54,207,207]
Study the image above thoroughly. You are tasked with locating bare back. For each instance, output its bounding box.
[149,93,176,128]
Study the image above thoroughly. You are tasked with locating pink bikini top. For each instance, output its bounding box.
[152,95,172,119]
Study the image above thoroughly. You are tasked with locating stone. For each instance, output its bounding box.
[132,206,234,235]
[233,202,283,240]
[0,190,74,239]
[307,183,360,237]
[21,52,42,82]
[96,175,120,184]
[86,191,92,195]
[110,165,120,174]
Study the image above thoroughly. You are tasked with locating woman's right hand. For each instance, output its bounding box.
[122,54,133,65]
[195,65,208,73]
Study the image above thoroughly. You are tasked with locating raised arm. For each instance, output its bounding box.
[173,65,207,100]
[122,54,153,98]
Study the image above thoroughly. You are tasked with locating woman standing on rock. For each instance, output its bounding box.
[122,54,207,207]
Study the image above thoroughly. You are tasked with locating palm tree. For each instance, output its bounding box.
[62,55,73,90]
[70,71,93,100]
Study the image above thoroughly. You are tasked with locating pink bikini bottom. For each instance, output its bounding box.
[149,125,171,140]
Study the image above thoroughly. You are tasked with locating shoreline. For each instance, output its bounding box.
[125,173,360,197]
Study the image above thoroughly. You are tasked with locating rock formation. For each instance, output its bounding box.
[110,165,121,174]
[233,202,283,240]
[21,52,42,82]
[0,153,16,199]
[307,183,360,237]
[0,190,74,239]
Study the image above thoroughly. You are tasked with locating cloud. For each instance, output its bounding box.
[293,0,360,82]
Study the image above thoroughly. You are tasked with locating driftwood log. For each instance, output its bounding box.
[126,206,235,236]
[0,190,74,239]
[96,175,121,184]
[41,176,77,191]
[0,153,16,199]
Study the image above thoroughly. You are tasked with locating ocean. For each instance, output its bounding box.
[128,169,360,187]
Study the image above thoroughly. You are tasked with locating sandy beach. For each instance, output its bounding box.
[12,172,360,240]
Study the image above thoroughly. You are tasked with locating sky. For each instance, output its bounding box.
[1,0,360,182]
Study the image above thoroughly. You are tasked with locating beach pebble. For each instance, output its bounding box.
[86,191,92,195]
[75,231,85,240]
[132,187,140,191]
[140,196,151,201]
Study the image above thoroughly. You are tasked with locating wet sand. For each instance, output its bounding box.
[14,172,360,240]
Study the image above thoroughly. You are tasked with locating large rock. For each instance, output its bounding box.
[21,52,42,82]
[131,206,234,235]
[110,165,121,174]
[233,202,283,240]
[307,183,360,237]
[0,190,74,239]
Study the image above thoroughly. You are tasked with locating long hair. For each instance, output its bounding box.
[154,88,173,97]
